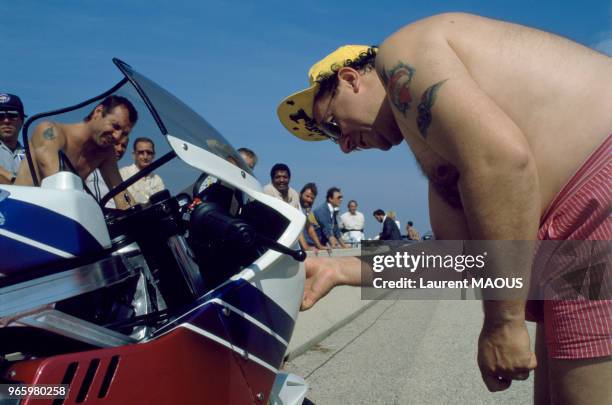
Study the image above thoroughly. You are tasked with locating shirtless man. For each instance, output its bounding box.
[277,13,611,404]
[15,95,138,209]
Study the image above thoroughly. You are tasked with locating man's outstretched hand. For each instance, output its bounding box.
[477,319,537,392]
[301,257,343,311]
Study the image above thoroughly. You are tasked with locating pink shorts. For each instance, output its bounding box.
[529,134,612,359]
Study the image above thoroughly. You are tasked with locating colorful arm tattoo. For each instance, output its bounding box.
[383,62,416,114]
[416,79,447,138]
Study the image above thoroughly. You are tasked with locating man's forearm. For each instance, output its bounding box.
[460,162,540,319]
[0,166,13,184]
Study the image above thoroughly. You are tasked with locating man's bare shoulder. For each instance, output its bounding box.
[32,121,67,145]
[381,13,473,42]
[378,12,512,60]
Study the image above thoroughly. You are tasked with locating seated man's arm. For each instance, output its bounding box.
[28,123,66,181]
[0,166,13,184]
[99,156,134,210]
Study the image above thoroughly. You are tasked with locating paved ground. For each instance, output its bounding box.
[284,299,536,405]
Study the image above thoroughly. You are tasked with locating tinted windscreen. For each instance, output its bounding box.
[116,60,252,174]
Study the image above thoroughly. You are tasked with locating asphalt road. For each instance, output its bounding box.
[284,299,536,405]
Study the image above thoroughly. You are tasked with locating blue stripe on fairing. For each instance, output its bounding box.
[189,302,287,369]
[156,279,296,347]
[219,281,295,343]
[0,198,102,257]
[0,235,63,273]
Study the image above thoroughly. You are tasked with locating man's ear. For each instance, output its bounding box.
[337,67,360,93]
[92,105,105,119]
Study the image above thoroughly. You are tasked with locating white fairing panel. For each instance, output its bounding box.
[167,134,307,323]
[0,172,111,249]
[235,189,307,324]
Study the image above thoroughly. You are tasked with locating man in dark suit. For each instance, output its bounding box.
[312,187,349,248]
[373,209,401,240]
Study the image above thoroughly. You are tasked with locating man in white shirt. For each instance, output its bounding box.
[339,199,365,245]
[263,163,300,210]
[120,137,165,204]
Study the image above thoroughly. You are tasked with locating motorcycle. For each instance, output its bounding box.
[0,59,309,404]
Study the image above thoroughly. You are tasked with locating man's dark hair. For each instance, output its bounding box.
[300,182,318,197]
[326,187,341,201]
[84,95,139,124]
[348,199,357,207]
[133,136,155,152]
[315,47,378,102]
[270,163,291,180]
[407,221,414,227]
[373,209,385,216]
[238,147,258,166]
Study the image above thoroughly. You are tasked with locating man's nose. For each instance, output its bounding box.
[339,134,354,153]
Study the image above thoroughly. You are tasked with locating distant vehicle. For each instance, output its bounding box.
[422,231,434,240]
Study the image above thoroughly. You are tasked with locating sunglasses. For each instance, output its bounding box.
[0,111,21,121]
[315,91,361,151]
[317,89,342,143]
[319,121,341,144]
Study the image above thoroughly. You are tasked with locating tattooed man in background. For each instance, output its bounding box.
[15,95,137,209]
[277,13,612,405]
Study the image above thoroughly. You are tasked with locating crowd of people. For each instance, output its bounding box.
[3,11,610,403]
[0,91,421,252]
[262,161,423,252]
[0,93,261,213]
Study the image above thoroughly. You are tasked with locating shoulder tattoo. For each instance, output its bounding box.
[42,126,56,140]
[383,62,416,114]
[416,79,447,138]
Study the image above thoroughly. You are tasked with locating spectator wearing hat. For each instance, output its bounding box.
[263,163,300,209]
[0,93,26,184]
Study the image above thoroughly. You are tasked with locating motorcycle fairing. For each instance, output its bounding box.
[0,173,110,276]
[4,278,291,404]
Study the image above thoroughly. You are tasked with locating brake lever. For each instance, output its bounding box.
[256,234,307,262]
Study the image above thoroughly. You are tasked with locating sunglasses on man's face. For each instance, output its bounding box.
[0,111,21,121]
[319,120,342,144]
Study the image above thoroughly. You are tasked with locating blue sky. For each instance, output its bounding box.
[3,0,611,237]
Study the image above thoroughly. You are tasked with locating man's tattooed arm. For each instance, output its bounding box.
[383,62,416,114]
[416,80,447,138]
[42,126,56,140]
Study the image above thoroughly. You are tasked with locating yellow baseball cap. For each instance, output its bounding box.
[277,45,374,141]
